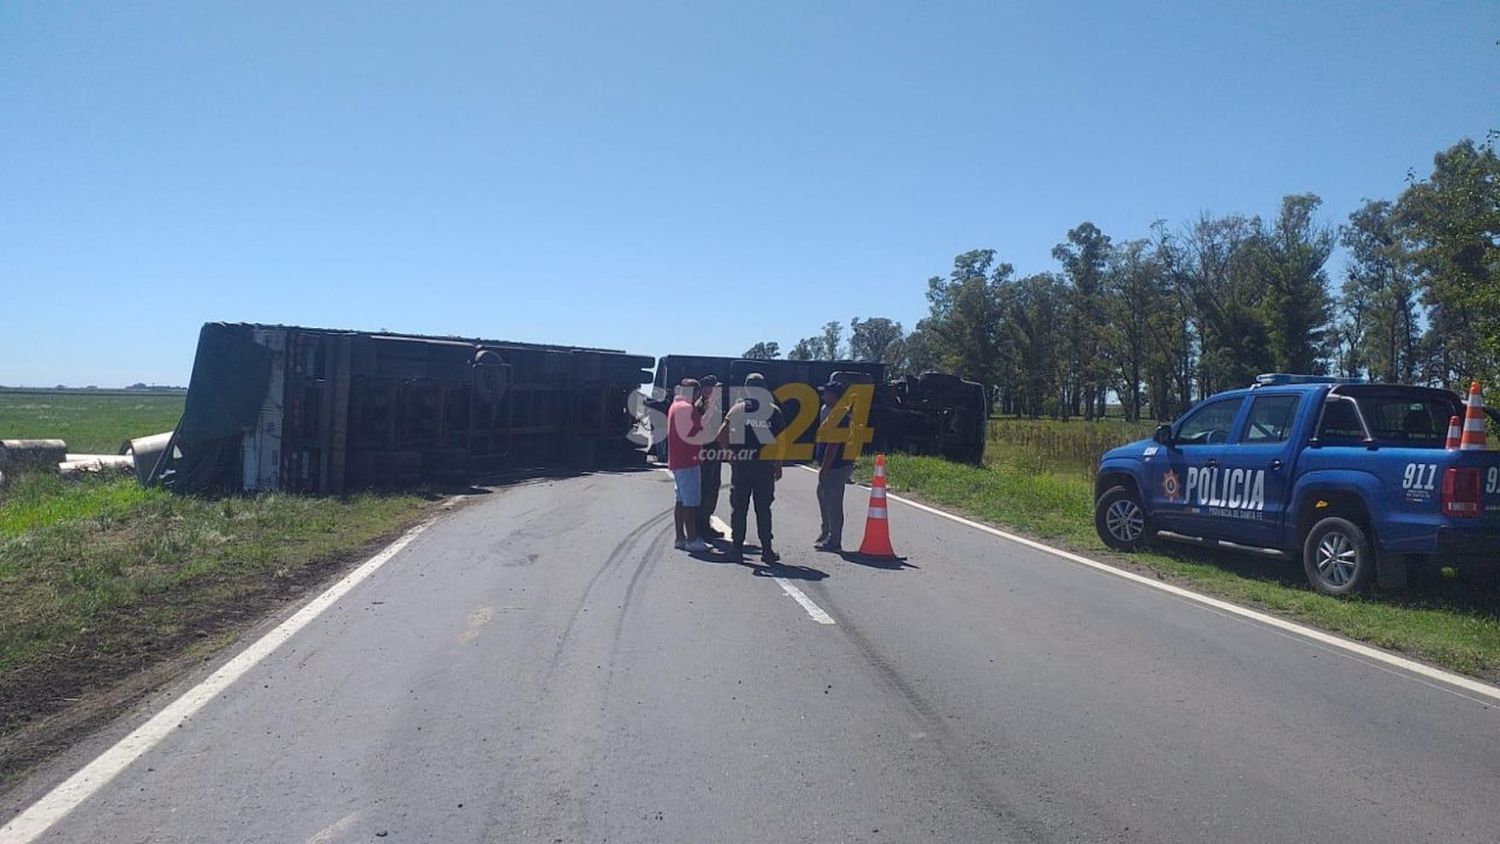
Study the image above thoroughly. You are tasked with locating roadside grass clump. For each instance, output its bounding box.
[0,471,431,740]
[0,470,152,535]
[875,449,1092,540]
[861,423,1500,680]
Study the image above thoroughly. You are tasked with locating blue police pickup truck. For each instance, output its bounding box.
[1094,375,1500,596]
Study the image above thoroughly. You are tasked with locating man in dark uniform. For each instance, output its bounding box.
[715,372,786,563]
[814,379,856,551]
[695,374,724,539]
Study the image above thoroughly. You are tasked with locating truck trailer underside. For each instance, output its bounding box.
[150,323,654,494]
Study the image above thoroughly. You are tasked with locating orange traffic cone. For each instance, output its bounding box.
[1460,382,1488,451]
[857,453,897,558]
[1446,415,1463,450]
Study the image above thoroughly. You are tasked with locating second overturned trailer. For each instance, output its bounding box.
[151,323,654,494]
[646,355,988,464]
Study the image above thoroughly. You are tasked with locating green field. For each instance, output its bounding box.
[859,418,1500,680]
[0,392,432,787]
[0,390,185,453]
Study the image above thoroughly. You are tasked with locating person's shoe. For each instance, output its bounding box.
[818,543,841,553]
[701,524,725,539]
[674,539,688,550]
[686,538,711,553]
[761,548,780,565]
[728,544,745,562]
[814,534,828,548]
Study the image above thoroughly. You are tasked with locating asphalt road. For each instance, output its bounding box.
[6,466,1500,843]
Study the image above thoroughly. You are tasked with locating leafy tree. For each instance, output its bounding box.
[787,338,817,361]
[1248,194,1335,375]
[1053,223,1113,418]
[1141,222,1195,419]
[818,321,844,360]
[1003,273,1066,417]
[1396,136,1500,389]
[1337,199,1417,382]
[1180,212,1259,397]
[922,250,1009,390]
[1329,276,1371,381]
[900,324,940,375]
[848,317,904,363]
[742,341,780,360]
[1105,238,1171,421]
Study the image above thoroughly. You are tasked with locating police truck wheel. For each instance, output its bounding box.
[1302,517,1373,596]
[1095,486,1150,551]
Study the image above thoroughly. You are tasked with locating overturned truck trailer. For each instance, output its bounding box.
[151,323,654,494]
[648,356,988,464]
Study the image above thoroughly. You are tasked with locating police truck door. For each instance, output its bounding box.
[1150,397,1244,538]
[1216,392,1301,548]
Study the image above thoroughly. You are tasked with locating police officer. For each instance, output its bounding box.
[814,379,856,551]
[696,374,725,539]
[715,372,786,563]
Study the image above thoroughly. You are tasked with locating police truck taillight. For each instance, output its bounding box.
[1441,467,1482,518]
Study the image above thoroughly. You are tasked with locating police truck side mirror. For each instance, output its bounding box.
[1153,424,1174,447]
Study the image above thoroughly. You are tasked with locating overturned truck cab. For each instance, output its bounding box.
[150,323,654,494]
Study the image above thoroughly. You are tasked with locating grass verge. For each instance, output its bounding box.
[0,471,432,789]
[859,452,1500,681]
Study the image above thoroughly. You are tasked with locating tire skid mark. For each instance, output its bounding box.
[604,527,673,700]
[834,615,1051,843]
[547,508,673,670]
[616,528,669,643]
[528,507,672,839]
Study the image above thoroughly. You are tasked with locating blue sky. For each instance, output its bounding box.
[2,1,1496,386]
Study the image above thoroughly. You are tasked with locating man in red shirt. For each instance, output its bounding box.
[667,379,711,552]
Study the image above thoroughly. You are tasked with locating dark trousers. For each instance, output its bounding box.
[817,464,855,547]
[729,460,776,550]
[697,459,722,532]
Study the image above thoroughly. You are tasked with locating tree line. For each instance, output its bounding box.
[743,135,1499,422]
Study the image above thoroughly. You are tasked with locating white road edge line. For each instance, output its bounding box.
[0,510,447,844]
[796,464,1500,705]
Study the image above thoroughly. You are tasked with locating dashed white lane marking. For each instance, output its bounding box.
[656,465,836,626]
[0,512,447,844]
[772,577,838,625]
[798,464,1500,706]
[710,514,836,625]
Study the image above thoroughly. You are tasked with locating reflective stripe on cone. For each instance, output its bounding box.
[1459,382,1487,451]
[857,453,897,558]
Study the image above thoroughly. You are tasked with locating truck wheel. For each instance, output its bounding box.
[1095,485,1150,551]
[1302,517,1373,596]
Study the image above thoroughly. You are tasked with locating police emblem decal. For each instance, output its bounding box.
[1162,469,1181,502]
